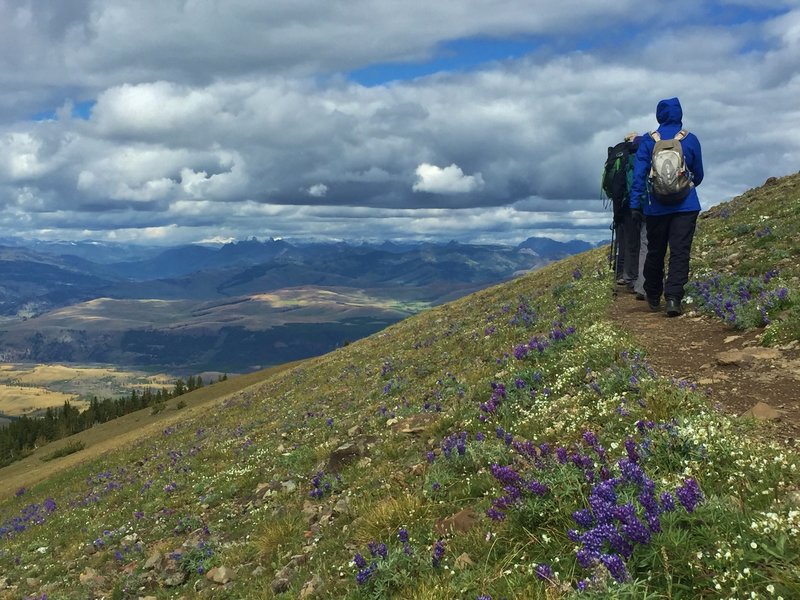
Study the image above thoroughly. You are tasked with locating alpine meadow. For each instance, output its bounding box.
[1,172,799,599]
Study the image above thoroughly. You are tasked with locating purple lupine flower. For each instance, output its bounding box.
[398,528,409,543]
[490,464,522,486]
[619,459,646,486]
[600,553,629,583]
[367,541,388,559]
[426,451,436,463]
[355,562,377,585]
[659,491,676,512]
[619,513,651,545]
[539,442,551,456]
[534,563,553,580]
[675,478,704,513]
[526,480,549,496]
[353,552,367,569]
[573,508,594,528]
[486,507,506,521]
[646,513,662,533]
[432,539,446,567]
[576,546,599,568]
[624,439,639,463]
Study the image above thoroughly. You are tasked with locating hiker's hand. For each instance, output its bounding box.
[631,209,643,227]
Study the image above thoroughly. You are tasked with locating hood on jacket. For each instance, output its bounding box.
[656,97,683,126]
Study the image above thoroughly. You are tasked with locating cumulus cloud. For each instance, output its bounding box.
[413,163,485,194]
[0,2,799,244]
[307,183,328,197]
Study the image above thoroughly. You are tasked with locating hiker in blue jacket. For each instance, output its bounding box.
[630,97,703,317]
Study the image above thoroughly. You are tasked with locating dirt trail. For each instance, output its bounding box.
[610,287,800,447]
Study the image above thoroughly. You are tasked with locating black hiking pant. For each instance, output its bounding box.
[643,210,699,302]
[620,209,640,285]
[613,207,641,284]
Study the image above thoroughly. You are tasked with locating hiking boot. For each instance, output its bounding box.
[647,297,661,311]
[635,293,646,301]
[666,297,682,317]
[615,277,626,286]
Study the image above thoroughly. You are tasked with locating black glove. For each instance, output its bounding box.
[631,208,643,227]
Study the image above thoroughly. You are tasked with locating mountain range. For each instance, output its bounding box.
[0,236,596,372]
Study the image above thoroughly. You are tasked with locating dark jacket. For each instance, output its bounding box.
[630,97,703,215]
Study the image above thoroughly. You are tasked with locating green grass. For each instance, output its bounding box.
[1,173,799,599]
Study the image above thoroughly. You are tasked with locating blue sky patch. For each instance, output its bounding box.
[349,37,538,86]
[31,99,96,122]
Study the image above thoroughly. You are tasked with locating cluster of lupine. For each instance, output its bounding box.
[179,540,216,575]
[508,297,539,328]
[478,382,507,417]
[482,426,705,589]
[93,527,145,563]
[570,460,703,587]
[309,470,340,500]
[486,460,550,521]
[431,538,446,567]
[353,529,441,586]
[512,336,548,360]
[0,497,58,542]
[549,320,577,342]
[619,350,657,382]
[510,320,577,361]
[688,271,790,327]
[439,431,468,458]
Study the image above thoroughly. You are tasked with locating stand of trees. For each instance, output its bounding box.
[0,374,227,468]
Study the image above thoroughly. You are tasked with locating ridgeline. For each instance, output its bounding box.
[1,173,799,599]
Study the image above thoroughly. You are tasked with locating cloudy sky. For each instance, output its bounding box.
[1,0,799,246]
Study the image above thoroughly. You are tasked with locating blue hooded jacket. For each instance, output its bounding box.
[630,97,703,215]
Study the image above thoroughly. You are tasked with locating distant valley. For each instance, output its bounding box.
[0,236,595,373]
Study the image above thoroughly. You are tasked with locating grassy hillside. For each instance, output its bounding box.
[1,174,799,599]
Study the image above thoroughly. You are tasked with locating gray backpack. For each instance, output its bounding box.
[649,129,693,204]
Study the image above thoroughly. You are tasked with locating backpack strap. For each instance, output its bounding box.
[651,129,688,142]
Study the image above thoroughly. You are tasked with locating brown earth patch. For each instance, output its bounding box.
[610,286,800,447]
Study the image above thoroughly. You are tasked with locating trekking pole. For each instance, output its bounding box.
[608,221,616,273]
[609,221,619,295]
